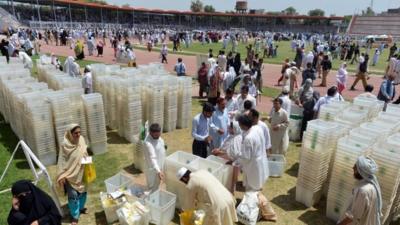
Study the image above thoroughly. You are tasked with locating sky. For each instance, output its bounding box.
[106,0,400,16]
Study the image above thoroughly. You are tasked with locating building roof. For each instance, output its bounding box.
[11,0,344,21]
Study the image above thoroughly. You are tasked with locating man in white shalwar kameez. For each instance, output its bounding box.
[82,65,93,94]
[337,156,382,225]
[248,109,271,152]
[279,86,292,116]
[210,98,229,150]
[176,168,238,225]
[225,88,238,120]
[269,98,289,155]
[143,123,166,193]
[236,86,256,113]
[237,115,268,191]
[247,109,277,222]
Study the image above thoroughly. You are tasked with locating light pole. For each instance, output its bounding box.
[52,0,57,25]
[10,0,15,17]
[35,0,41,29]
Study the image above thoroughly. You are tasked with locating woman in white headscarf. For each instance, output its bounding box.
[223,66,236,93]
[212,121,242,192]
[212,121,242,161]
[64,56,80,77]
[336,62,348,95]
[337,155,382,225]
[297,78,314,105]
[87,36,95,56]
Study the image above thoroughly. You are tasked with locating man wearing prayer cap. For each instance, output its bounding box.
[176,167,238,225]
[337,156,382,225]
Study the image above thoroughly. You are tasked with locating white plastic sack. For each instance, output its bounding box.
[236,191,259,225]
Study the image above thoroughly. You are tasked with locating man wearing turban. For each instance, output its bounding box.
[337,156,382,225]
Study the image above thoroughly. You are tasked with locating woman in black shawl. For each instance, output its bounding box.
[8,180,61,225]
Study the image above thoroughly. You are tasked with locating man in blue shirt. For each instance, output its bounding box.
[210,98,229,150]
[378,75,395,107]
[174,58,186,76]
[192,103,215,158]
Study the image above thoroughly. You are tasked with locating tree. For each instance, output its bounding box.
[190,0,204,12]
[266,11,281,16]
[86,0,107,5]
[282,6,297,15]
[122,4,130,8]
[362,7,375,16]
[308,9,325,17]
[343,15,353,24]
[204,5,215,13]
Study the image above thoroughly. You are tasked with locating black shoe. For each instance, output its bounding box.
[80,208,88,214]
[350,87,356,91]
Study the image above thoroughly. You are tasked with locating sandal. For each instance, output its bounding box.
[80,208,88,214]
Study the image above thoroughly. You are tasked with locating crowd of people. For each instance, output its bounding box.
[1,24,397,225]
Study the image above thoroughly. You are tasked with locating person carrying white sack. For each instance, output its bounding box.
[143,123,166,193]
[64,56,80,77]
[17,50,33,69]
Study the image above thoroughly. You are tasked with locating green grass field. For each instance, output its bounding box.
[136,40,392,75]
[0,97,336,225]
[1,57,399,225]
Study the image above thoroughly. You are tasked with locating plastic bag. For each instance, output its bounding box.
[180,210,205,225]
[258,192,277,221]
[83,163,96,184]
[236,192,259,225]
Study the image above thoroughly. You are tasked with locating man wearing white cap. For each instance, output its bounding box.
[82,65,93,94]
[176,167,237,225]
[236,115,269,190]
[337,156,382,225]
[279,86,292,116]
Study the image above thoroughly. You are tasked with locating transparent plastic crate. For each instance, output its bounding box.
[100,192,127,224]
[295,184,323,208]
[268,154,286,177]
[187,157,223,180]
[105,172,133,193]
[116,201,150,225]
[145,189,176,225]
[206,155,234,190]
[165,151,199,176]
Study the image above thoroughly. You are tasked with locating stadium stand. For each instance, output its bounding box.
[0,6,23,31]
[347,15,400,37]
[0,0,343,32]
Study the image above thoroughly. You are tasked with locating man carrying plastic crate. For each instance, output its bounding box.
[176,167,238,225]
